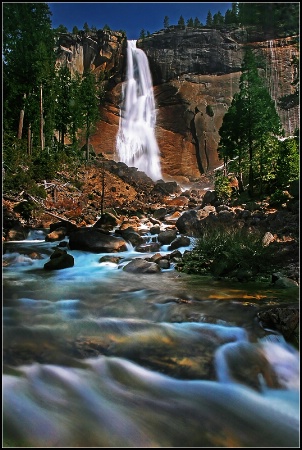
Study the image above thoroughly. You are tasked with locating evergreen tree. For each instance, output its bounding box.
[164,15,169,28]
[54,24,68,33]
[224,3,239,25]
[218,48,283,196]
[139,29,146,39]
[178,15,185,27]
[79,70,100,160]
[187,18,194,27]
[72,25,79,35]
[83,22,90,33]
[237,3,299,36]
[213,11,224,27]
[3,3,55,150]
[206,11,213,27]
[275,137,299,189]
[194,17,202,28]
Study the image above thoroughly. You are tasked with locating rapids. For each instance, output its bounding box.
[2,230,300,447]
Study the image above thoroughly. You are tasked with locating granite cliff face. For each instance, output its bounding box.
[56,30,126,83]
[56,28,299,181]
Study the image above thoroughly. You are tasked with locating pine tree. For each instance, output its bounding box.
[178,15,185,27]
[218,48,283,196]
[206,11,213,27]
[194,17,202,28]
[213,11,224,27]
[164,16,169,29]
[79,70,100,160]
[3,3,55,151]
[187,18,194,27]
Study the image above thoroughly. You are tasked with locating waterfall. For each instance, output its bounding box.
[116,40,162,181]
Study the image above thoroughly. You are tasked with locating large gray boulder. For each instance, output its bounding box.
[123,259,161,273]
[69,228,128,253]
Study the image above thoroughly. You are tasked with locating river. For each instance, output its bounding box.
[3,229,300,447]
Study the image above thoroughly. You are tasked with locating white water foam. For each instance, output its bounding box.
[116,40,162,181]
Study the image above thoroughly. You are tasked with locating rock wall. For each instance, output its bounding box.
[55,30,126,82]
[137,28,299,179]
[56,28,299,181]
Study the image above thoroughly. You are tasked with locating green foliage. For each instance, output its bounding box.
[213,11,224,27]
[54,24,68,33]
[164,16,169,29]
[206,11,213,27]
[83,22,90,33]
[224,4,239,25]
[180,225,273,277]
[206,105,214,117]
[218,48,283,196]
[237,3,299,37]
[79,69,101,160]
[13,201,39,222]
[187,18,194,27]
[178,15,185,27]
[194,17,203,27]
[3,3,55,140]
[275,137,299,189]
[269,189,291,206]
[31,149,59,181]
[214,172,233,202]
[139,29,146,39]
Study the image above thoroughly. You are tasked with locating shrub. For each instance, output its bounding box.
[206,104,214,117]
[13,201,39,223]
[214,173,233,202]
[269,189,291,206]
[180,224,273,277]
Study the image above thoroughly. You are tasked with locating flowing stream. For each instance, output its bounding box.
[116,40,162,182]
[2,228,300,447]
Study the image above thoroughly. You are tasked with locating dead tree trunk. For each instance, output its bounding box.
[17,93,26,139]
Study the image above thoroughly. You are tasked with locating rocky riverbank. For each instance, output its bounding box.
[3,157,299,282]
[2,157,299,350]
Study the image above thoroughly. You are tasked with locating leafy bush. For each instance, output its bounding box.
[206,104,214,117]
[180,224,273,277]
[269,189,291,206]
[214,173,233,202]
[13,201,40,222]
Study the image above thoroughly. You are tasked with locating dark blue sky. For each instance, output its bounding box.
[48,2,232,40]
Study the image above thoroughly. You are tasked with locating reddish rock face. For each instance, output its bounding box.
[61,29,298,181]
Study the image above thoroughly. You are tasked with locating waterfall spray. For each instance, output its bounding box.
[116,40,162,181]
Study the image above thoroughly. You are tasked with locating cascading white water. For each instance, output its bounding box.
[116,40,162,181]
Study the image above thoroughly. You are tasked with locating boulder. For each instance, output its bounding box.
[123,259,161,273]
[168,235,191,250]
[158,229,178,245]
[69,228,128,253]
[176,210,203,237]
[44,248,74,270]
